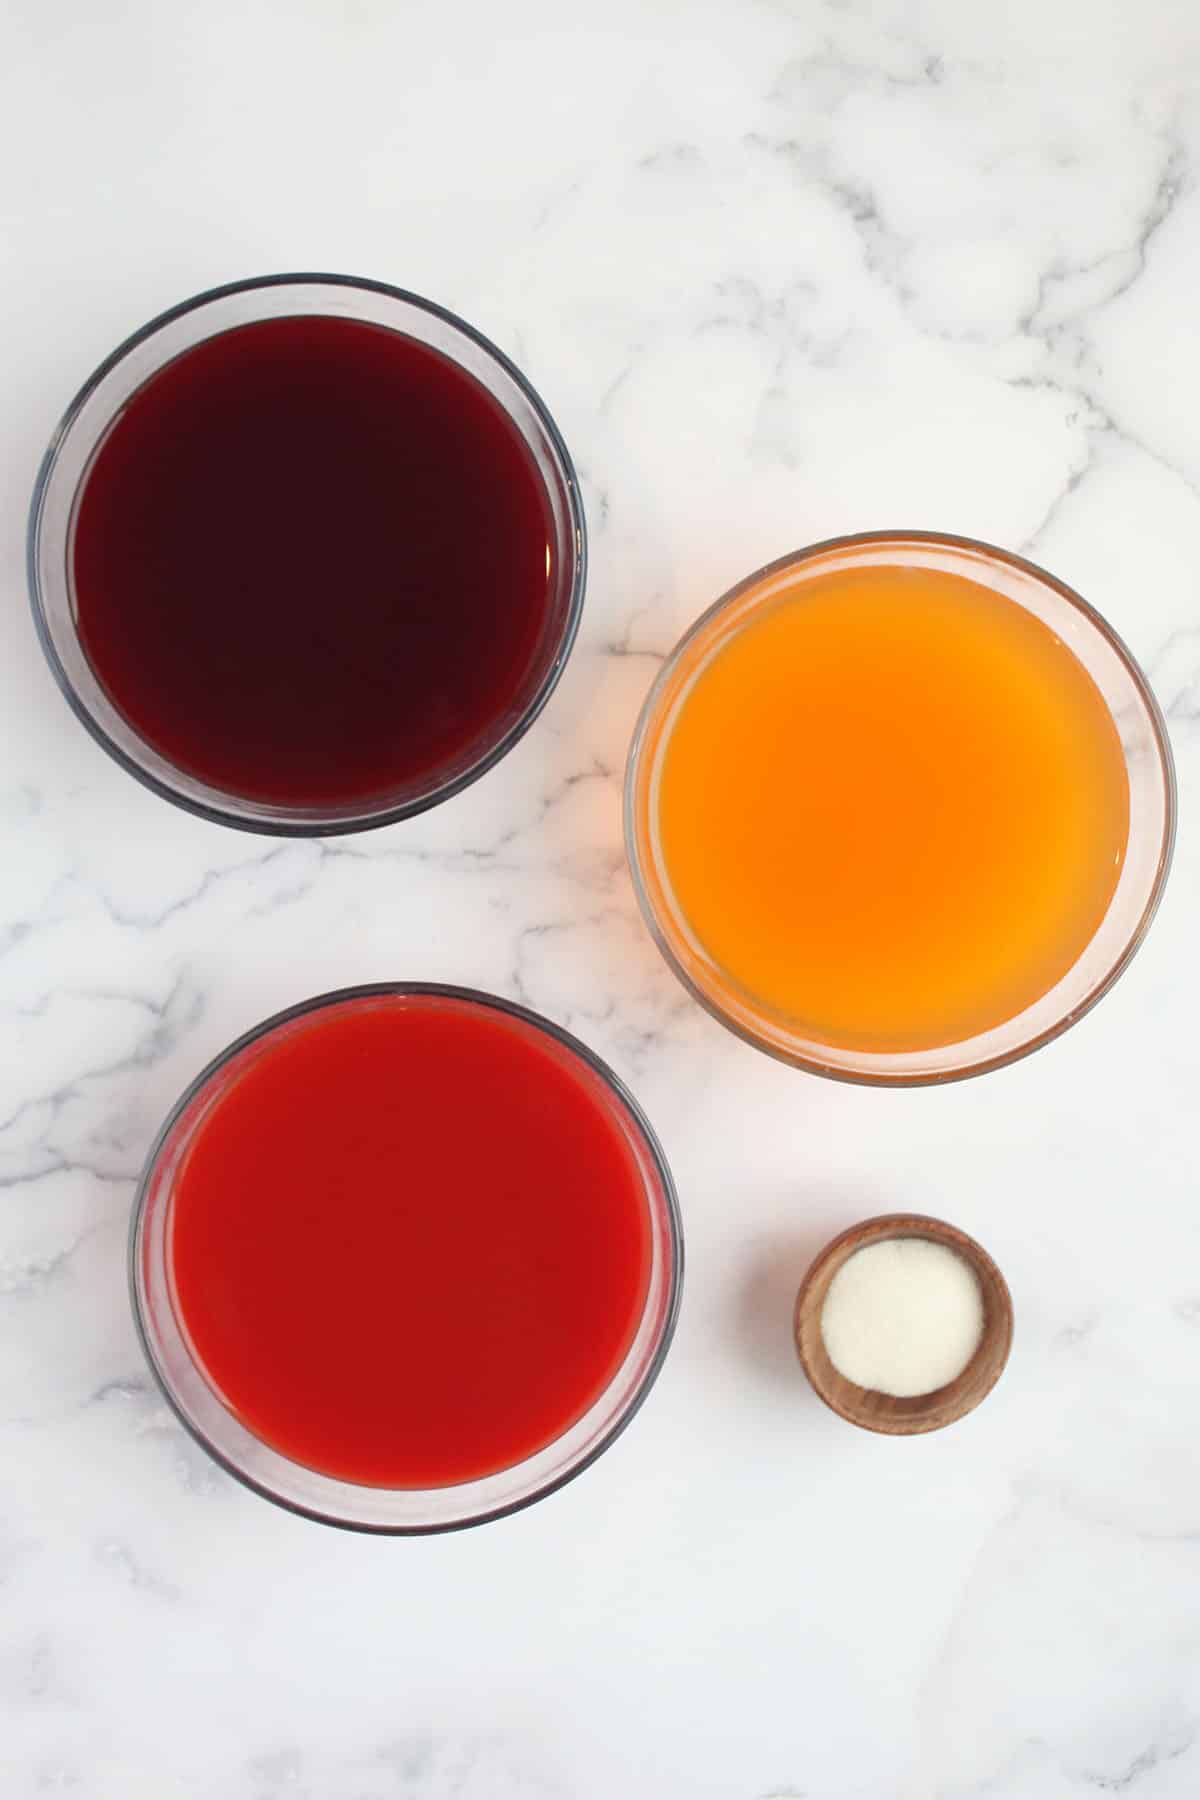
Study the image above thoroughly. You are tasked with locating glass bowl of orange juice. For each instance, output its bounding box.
[625,532,1175,1085]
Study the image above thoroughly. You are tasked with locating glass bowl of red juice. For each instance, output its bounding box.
[29,274,585,834]
[130,985,682,1532]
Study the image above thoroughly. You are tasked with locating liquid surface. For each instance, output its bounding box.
[655,563,1130,1052]
[73,316,555,807]
[168,998,654,1487]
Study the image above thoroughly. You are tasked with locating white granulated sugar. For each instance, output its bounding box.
[820,1237,984,1398]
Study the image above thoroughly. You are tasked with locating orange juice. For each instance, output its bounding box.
[643,559,1130,1054]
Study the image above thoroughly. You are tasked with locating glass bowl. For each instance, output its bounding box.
[130,984,682,1533]
[28,273,586,835]
[625,531,1176,1086]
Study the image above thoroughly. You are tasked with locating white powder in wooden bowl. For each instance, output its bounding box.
[820,1237,984,1398]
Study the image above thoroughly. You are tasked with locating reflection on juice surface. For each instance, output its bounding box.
[653,561,1130,1054]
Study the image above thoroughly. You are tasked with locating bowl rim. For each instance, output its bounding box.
[624,528,1177,1087]
[128,981,684,1534]
[28,271,587,837]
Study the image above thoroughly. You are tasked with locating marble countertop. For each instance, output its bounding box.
[4,1,1200,1794]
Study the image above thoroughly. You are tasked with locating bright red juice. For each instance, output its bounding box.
[167,996,654,1487]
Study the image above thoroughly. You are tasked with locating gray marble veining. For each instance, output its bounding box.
[3,0,1200,1793]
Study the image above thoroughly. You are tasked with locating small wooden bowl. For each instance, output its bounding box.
[794,1213,1013,1435]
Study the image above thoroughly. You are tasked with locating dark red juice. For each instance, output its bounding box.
[167,996,655,1487]
[71,317,555,806]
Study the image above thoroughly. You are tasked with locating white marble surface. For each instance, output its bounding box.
[3,0,1200,1793]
